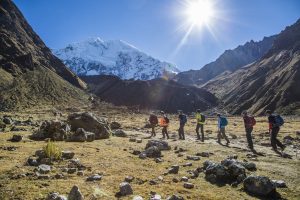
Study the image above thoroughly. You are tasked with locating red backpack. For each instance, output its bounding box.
[249,116,256,126]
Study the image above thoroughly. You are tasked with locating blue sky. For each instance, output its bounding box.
[14,0,300,71]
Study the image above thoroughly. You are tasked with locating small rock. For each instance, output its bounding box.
[149,179,159,185]
[241,162,256,171]
[67,168,77,174]
[35,150,46,159]
[77,171,84,176]
[40,158,52,165]
[86,174,102,181]
[133,196,144,200]
[125,176,135,182]
[68,185,84,200]
[150,194,162,200]
[119,182,133,196]
[46,192,67,200]
[129,138,137,142]
[181,176,189,182]
[272,180,287,188]
[37,164,51,174]
[55,174,64,179]
[132,150,141,155]
[186,155,200,161]
[168,165,179,174]
[3,117,13,125]
[38,174,51,179]
[155,158,163,163]
[136,138,142,143]
[113,129,127,137]
[145,140,170,150]
[183,162,192,167]
[27,157,39,166]
[139,153,147,159]
[166,195,184,200]
[110,121,121,130]
[10,135,23,142]
[62,151,75,159]
[172,177,180,183]
[183,182,194,189]
[143,146,161,158]
[196,152,211,157]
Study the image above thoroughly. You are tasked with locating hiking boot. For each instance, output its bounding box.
[281,145,286,151]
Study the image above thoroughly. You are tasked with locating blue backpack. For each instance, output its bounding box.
[220,117,228,127]
[181,115,187,124]
[275,115,284,127]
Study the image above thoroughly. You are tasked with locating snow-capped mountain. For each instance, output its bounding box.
[54,38,179,80]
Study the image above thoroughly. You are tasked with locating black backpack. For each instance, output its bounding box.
[149,115,158,124]
[200,114,206,123]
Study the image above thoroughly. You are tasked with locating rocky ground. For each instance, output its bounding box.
[0,104,299,200]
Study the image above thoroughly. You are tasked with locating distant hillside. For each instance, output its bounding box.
[0,0,88,110]
[203,19,300,115]
[175,36,276,86]
[54,38,179,80]
[81,75,219,113]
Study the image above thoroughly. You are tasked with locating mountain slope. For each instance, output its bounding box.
[81,75,219,113]
[0,0,88,110]
[54,38,179,80]
[203,19,300,115]
[175,36,276,86]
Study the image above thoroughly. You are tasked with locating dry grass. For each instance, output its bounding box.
[0,106,299,200]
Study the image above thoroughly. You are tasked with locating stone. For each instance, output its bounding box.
[3,117,13,125]
[149,194,161,200]
[166,195,184,200]
[113,129,127,137]
[77,171,84,176]
[186,155,200,161]
[228,163,246,179]
[67,168,77,174]
[40,158,52,165]
[139,153,147,159]
[221,158,238,167]
[27,157,39,166]
[172,177,180,183]
[243,175,276,196]
[155,158,163,163]
[168,165,179,174]
[136,138,142,143]
[110,121,121,130]
[37,164,51,174]
[31,121,70,141]
[145,140,170,150]
[119,182,133,196]
[143,146,161,158]
[132,150,141,155]
[272,180,287,188]
[86,174,102,181]
[129,138,137,142]
[62,151,75,159]
[180,176,189,182]
[205,163,228,181]
[149,180,158,185]
[10,126,26,131]
[205,174,217,183]
[183,182,194,189]
[55,174,64,179]
[71,128,95,142]
[203,160,215,170]
[125,176,135,182]
[38,174,51,179]
[196,152,210,157]
[68,112,110,139]
[68,185,84,200]
[183,162,192,167]
[10,135,23,142]
[133,196,144,200]
[46,192,67,200]
[241,162,257,171]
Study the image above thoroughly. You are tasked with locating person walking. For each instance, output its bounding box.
[217,113,230,145]
[178,110,187,140]
[265,110,285,153]
[149,112,158,137]
[159,111,170,139]
[242,111,256,151]
[195,109,205,141]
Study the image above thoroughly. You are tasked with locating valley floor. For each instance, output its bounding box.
[0,105,299,200]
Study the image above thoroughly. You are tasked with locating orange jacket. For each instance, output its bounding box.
[159,117,168,127]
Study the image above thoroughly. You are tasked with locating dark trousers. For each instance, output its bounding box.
[178,124,185,140]
[196,124,204,141]
[162,126,169,139]
[245,127,254,149]
[270,127,284,151]
[150,124,156,137]
[218,127,230,143]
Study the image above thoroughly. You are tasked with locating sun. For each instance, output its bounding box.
[185,0,215,28]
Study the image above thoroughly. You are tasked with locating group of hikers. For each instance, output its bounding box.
[148,109,286,153]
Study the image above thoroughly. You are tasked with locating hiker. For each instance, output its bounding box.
[178,110,187,140]
[149,112,158,137]
[265,110,285,152]
[159,111,169,139]
[217,113,230,145]
[242,111,256,150]
[195,109,205,141]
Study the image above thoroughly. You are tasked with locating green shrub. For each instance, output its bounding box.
[43,140,62,160]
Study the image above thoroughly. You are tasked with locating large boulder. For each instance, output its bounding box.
[205,163,229,182]
[3,116,13,124]
[142,146,161,158]
[31,121,70,141]
[145,140,170,151]
[243,175,276,196]
[68,112,110,139]
[119,182,133,196]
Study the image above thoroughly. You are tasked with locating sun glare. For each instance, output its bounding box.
[185,0,215,27]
